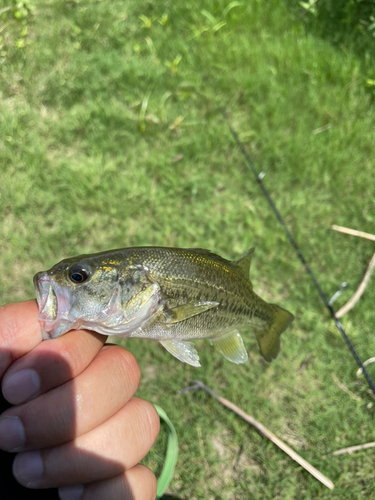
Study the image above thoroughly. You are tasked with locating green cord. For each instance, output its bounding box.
[153,404,178,499]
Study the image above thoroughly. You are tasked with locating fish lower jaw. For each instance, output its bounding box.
[40,319,82,340]
[77,320,147,337]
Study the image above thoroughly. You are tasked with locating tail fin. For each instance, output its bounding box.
[255,305,294,361]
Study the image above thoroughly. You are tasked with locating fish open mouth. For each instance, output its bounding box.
[34,271,74,339]
[34,271,85,339]
[34,272,58,323]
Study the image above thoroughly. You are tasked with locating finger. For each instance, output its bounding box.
[0,301,42,378]
[58,465,157,500]
[0,345,140,451]
[12,398,160,489]
[2,327,106,405]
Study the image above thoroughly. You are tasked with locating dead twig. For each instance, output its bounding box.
[335,251,375,317]
[180,380,334,490]
[356,357,375,378]
[355,358,375,404]
[333,442,375,456]
[332,225,375,243]
[331,225,375,318]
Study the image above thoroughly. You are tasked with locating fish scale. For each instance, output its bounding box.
[34,246,294,367]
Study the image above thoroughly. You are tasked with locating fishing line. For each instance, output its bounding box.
[222,110,375,396]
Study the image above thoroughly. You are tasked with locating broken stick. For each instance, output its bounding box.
[180,380,334,490]
[331,224,375,318]
[335,251,375,318]
[332,225,375,242]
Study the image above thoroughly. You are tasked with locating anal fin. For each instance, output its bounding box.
[210,330,248,364]
[160,339,201,367]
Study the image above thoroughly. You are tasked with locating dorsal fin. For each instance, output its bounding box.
[233,248,255,279]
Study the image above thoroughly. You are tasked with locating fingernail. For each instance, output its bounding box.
[0,416,25,451]
[13,450,43,486]
[3,369,40,404]
[58,484,84,500]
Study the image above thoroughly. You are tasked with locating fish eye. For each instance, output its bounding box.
[68,265,90,284]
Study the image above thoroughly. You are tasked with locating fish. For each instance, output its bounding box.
[33,246,294,367]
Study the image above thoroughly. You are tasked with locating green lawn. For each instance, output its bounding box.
[1,0,375,498]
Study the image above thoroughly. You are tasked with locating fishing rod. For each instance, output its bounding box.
[222,110,375,396]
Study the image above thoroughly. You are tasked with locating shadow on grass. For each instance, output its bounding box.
[160,496,185,499]
[284,0,375,59]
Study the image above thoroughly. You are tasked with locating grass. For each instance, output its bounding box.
[1,0,375,498]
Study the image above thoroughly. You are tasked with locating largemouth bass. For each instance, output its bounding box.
[33,247,294,367]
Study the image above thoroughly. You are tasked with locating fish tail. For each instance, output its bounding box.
[255,304,294,361]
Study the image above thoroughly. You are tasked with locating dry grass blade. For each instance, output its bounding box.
[333,442,375,456]
[331,374,362,402]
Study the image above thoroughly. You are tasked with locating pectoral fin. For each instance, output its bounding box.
[160,339,201,367]
[210,330,248,364]
[164,301,219,324]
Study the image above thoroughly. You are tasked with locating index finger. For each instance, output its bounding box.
[0,301,43,379]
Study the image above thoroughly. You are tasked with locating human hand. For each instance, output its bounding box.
[0,301,159,500]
